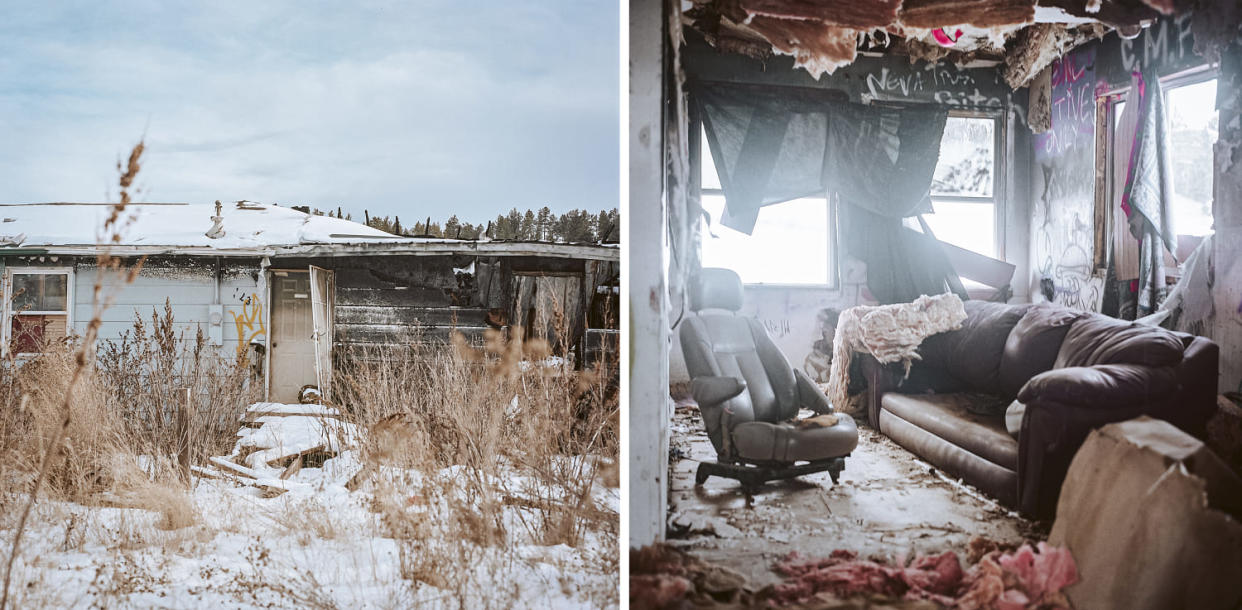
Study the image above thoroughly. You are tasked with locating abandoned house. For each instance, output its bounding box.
[0,202,619,403]
[630,0,1242,607]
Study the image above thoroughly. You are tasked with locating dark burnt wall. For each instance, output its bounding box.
[276,254,617,361]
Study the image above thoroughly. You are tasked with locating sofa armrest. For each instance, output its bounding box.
[691,376,746,409]
[1017,397,1154,518]
[1016,364,1180,409]
[794,368,832,414]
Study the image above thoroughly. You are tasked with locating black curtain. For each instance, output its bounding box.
[696,81,955,304]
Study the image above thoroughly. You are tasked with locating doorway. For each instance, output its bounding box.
[268,270,319,403]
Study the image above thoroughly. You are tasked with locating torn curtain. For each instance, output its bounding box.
[1108,72,1176,319]
[695,81,953,304]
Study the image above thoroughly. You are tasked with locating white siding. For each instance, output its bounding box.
[72,260,263,359]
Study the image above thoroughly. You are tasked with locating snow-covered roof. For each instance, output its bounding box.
[0,202,620,261]
[0,202,401,250]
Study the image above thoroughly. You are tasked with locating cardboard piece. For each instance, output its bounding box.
[1050,417,1242,610]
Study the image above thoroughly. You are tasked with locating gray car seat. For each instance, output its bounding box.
[679,268,858,492]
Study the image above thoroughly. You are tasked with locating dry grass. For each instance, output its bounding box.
[0,316,618,607]
[0,307,258,507]
[334,324,620,608]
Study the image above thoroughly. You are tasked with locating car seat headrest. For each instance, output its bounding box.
[691,268,744,312]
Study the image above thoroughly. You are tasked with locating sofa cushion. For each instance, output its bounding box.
[880,392,1019,470]
[879,409,1019,507]
[998,305,1088,397]
[1054,314,1185,369]
[913,301,1030,396]
[1005,400,1024,440]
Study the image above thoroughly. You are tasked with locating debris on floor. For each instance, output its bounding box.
[194,402,359,497]
[630,544,753,608]
[665,406,1038,589]
[771,542,1076,608]
[1050,416,1242,610]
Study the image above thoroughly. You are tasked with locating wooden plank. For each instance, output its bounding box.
[334,323,487,345]
[335,286,452,307]
[335,305,488,327]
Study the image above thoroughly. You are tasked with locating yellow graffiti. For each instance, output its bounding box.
[230,294,266,357]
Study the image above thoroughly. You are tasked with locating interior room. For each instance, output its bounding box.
[629,1,1242,607]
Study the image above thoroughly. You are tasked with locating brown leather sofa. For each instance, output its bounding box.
[859,300,1219,519]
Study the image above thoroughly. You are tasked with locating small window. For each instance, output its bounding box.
[926,115,1000,259]
[699,129,835,286]
[6,269,72,355]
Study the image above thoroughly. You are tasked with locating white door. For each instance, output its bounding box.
[309,266,335,401]
[269,270,317,403]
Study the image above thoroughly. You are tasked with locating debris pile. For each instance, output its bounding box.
[771,543,1077,608]
[193,402,359,497]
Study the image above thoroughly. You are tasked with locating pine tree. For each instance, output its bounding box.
[519,210,535,240]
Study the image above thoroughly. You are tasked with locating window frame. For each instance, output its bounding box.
[926,108,1006,261]
[693,122,839,290]
[3,266,75,357]
[1095,64,1219,273]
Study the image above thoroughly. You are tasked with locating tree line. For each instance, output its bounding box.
[305,206,619,243]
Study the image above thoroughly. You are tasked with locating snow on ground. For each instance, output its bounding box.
[1,404,619,609]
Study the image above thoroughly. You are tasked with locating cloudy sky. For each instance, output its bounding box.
[0,1,619,223]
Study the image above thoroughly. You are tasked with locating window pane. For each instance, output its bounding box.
[1166,78,1217,236]
[932,117,994,197]
[11,274,67,312]
[701,195,830,285]
[923,200,995,258]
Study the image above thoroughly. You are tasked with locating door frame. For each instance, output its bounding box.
[264,268,310,402]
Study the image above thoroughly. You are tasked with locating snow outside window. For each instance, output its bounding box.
[926,115,998,259]
[699,129,834,286]
[1164,77,1217,238]
[4,268,73,355]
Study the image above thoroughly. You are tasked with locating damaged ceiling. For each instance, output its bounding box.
[684,0,1184,88]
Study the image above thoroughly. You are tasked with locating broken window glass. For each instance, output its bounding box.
[931,117,994,198]
[926,115,999,260]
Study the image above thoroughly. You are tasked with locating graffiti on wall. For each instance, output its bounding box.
[1032,46,1105,312]
[1118,13,1194,74]
[863,64,1004,107]
[229,291,266,358]
[761,317,792,338]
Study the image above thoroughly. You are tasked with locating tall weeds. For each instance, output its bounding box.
[0,142,147,609]
[335,324,619,607]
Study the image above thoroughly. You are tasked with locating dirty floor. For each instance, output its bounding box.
[666,406,1044,588]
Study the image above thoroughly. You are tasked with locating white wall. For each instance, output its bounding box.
[627,0,671,548]
[72,259,262,359]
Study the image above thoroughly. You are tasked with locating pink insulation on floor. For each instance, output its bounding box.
[772,543,1077,608]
